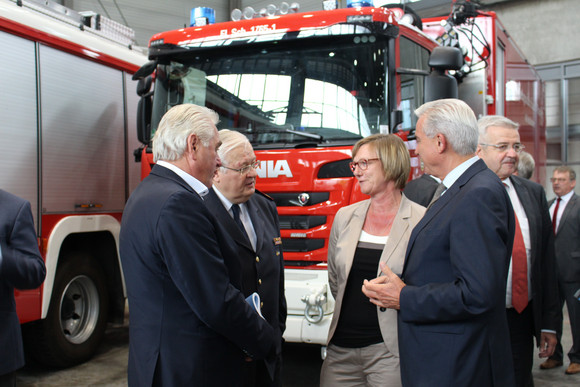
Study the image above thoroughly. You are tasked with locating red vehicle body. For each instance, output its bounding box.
[1,0,146,366]
[134,2,545,345]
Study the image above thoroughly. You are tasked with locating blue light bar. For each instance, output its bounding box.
[190,7,215,27]
[347,0,374,7]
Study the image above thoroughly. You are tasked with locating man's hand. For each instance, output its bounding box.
[539,332,557,358]
[362,262,406,310]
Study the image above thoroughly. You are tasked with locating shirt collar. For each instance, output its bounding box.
[442,156,479,191]
[559,189,574,203]
[156,160,209,197]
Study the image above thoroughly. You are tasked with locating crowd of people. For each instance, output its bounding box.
[2,98,579,387]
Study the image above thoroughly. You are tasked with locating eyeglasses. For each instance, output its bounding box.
[550,177,569,183]
[221,160,260,175]
[479,143,525,153]
[349,158,380,172]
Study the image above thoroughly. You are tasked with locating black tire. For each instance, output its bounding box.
[24,255,109,367]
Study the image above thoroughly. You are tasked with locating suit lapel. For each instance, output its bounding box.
[247,199,263,252]
[340,201,369,276]
[510,176,538,254]
[404,159,486,273]
[558,194,578,236]
[378,197,410,276]
[205,189,254,252]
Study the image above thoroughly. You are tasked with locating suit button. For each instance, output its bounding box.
[260,302,264,308]
[258,279,262,285]
[256,256,260,263]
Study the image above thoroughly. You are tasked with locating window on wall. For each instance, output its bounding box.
[537,60,580,196]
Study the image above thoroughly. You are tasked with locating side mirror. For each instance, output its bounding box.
[136,95,152,145]
[136,76,152,97]
[425,46,463,102]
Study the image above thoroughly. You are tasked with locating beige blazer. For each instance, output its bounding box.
[326,195,425,356]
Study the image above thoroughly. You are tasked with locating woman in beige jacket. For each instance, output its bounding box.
[320,134,425,387]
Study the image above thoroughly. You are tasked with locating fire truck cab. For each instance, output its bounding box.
[133,1,544,349]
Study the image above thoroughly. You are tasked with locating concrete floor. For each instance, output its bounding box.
[16,307,580,386]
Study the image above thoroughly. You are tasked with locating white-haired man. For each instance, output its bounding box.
[363,99,516,386]
[204,129,286,386]
[120,104,277,386]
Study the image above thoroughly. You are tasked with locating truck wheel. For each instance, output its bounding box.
[24,255,109,367]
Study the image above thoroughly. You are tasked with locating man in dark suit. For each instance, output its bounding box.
[0,190,46,387]
[119,104,277,386]
[205,129,286,386]
[403,173,440,206]
[363,99,515,386]
[477,115,560,387]
[541,166,580,375]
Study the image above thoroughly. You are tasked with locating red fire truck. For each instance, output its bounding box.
[133,0,545,349]
[1,0,146,366]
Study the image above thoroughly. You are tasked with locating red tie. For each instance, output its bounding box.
[552,197,561,234]
[512,213,528,313]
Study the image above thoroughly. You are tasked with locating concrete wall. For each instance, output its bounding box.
[485,0,580,67]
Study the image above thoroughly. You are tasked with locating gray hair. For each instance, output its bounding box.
[517,151,535,179]
[477,115,519,143]
[152,104,219,162]
[217,129,253,168]
[554,165,576,181]
[414,99,478,156]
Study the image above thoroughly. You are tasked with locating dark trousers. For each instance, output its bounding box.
[507,304,535,387]
[242,356,282,387]
[0,372,16,387]
[550,281,580,363]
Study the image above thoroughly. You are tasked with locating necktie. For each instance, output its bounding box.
[231,204,249,240]
[427,183,447,210]
[552,197,561,234]
[512,212,528,313]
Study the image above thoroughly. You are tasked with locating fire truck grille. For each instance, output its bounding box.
[281,238,325,252]
[278,215,326,230]
[267,192,329,207]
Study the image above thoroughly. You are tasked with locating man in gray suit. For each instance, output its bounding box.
[541,166,580,375]
[204,129,286,386]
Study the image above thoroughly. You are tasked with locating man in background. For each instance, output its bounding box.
[516,151,535,180]
[120,104,276,386]
[541,166,580,375]
[477,115,559,387]
[205,129,286,386]
[0,190,46,387]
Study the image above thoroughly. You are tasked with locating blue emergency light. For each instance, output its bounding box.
[190,7,215,27]
[347,0,374,7]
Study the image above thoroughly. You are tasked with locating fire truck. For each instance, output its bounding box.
[0,0,146,366]
[133,0,545,351]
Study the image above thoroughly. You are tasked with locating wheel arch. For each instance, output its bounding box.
[42,215,126,323]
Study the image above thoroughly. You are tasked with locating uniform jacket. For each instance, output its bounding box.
[326,195,425,357]
[509,175,560,338]
[0,189,46,375]
[204,188,287,379]
[550,192,580,283]
[398,159,516,386]
[119,165,276,386]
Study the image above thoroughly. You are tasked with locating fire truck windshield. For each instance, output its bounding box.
[150,34,389,148]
